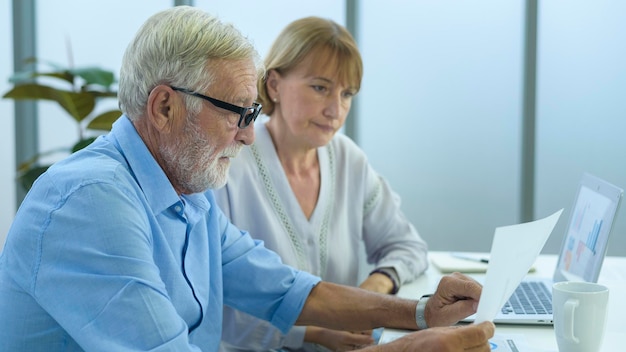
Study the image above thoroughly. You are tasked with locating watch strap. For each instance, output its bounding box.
[415,294,433,330]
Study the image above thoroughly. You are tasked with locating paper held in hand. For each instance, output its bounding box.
[474,209,564,323]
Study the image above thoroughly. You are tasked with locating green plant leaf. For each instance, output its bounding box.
[9,70,74,85]
[70,67,115,87]
[18,165,49,191]
[3,84,95,122]
[72,137,97,153]
[16,146,71,173]
[33,71,75,84]
[9,57,68,83]
[87,90,118,98]
[87,110,122,131]
[16,156,38,174]
[5,57,120,192]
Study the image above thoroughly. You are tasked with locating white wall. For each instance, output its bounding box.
[195,0,345,60]
[358,0,523,252]
[535,0,626,255]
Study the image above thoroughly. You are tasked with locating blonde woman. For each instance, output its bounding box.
[216,17,429,352]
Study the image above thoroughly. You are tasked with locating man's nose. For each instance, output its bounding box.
[235,123,255,145]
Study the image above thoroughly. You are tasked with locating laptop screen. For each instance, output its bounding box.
[554,174,623,283]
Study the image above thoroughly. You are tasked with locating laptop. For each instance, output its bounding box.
[464,173,623,325]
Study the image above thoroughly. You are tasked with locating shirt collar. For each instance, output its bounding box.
[109,115,209,216]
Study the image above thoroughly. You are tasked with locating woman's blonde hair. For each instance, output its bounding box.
[259,17,363,116]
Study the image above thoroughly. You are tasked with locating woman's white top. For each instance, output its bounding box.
[215,122,428,351]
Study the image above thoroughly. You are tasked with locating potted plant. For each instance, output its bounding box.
[3,59,122,190]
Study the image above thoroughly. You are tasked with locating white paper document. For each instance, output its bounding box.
[474,209,563,323]
[379,330,535,351]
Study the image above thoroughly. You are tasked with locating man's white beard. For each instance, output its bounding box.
[161,116,241,194]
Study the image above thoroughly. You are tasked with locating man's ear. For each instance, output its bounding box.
[146,85,177,132]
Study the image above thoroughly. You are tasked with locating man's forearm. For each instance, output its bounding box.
[295,282,418,331]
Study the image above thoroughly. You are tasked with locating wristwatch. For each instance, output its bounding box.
[415,294,432,330]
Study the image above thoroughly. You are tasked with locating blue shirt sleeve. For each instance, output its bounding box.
[212,191,321,334]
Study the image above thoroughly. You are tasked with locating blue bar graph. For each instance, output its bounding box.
[586,219,603,253]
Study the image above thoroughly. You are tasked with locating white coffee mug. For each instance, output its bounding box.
[552,281,609,352]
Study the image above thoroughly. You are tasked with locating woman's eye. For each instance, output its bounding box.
[312,85,327,92]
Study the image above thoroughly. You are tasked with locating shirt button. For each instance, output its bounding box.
[174,205,182,213]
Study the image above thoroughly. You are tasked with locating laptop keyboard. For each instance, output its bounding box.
[501,281,552,315]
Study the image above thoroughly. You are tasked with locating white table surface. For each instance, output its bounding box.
[382,251,626,351]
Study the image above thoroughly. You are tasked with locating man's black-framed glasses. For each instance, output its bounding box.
[171,86,262,129]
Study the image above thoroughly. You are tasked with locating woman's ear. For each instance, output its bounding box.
[266,69,281,101]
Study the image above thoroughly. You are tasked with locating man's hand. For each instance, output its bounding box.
[426,272,483,327]
[297,273,482,336]
[360,321,495,352]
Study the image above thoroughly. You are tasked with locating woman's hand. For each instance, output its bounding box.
[306,326,375,351]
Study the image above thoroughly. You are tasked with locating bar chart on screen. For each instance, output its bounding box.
[560,185,612,278]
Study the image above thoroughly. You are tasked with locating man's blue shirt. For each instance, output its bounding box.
[0,116,320,351]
